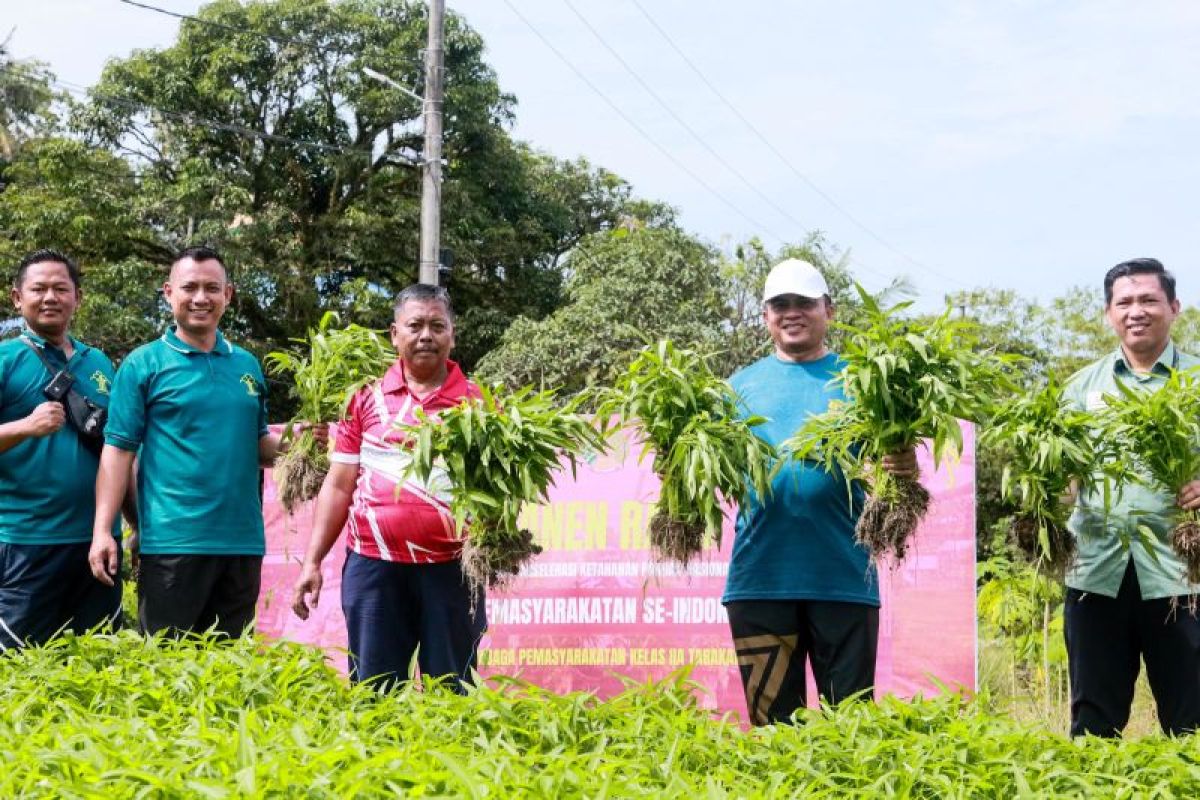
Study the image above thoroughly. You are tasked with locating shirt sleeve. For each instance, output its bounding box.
[0,349,9,408]
[255,360,269,438]
[104,352,147,451]
[331,388,365,465]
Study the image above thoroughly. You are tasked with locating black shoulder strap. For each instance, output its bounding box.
[19,335,69,377]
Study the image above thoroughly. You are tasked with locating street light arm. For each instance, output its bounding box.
[362,66,425,104]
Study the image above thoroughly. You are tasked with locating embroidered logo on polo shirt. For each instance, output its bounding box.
[91,371,111,395]
[240,374,260,396]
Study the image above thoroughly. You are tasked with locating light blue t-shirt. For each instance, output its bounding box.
[722,353,878,606]
[105,328,269,556]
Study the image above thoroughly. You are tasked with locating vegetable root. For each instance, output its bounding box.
[1170,517,1200,585]
[1010,515,1075,576]
[462,527,543,594]
[855,477,930,563]
[648,513,708,568]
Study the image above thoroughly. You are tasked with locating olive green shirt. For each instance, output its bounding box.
[1063,341,1200,599]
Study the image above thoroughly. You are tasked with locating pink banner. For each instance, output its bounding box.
[258,423,976,719]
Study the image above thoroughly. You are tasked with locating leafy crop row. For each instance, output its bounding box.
[5,634,1199,797]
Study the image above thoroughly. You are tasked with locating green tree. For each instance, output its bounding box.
[0,0,648,401]
[0,35,55,160]
[61,0,638,364]
[474,222,725,395]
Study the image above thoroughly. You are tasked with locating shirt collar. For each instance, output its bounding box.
[19,327,88,358]
[1113,340,1177,377]
[162,326,232,355]
[381,359,466,397]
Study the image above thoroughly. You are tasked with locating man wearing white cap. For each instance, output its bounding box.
[722,258,917,725]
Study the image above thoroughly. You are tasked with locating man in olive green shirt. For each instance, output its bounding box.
[1063,257,1200,738]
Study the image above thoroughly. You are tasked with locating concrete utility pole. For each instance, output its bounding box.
[419,0,445,286]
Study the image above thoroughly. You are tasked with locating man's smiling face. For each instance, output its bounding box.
[1106,273,1180,364]
[764,293,833,362]
[12,259,80,339]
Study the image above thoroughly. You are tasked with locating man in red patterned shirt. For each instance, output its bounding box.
[290,284,484,690]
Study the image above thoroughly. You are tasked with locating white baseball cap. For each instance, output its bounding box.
[762,258,829,303]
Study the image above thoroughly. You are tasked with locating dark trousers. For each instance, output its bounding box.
[341,551,486,692]
[0,541,123,649]
[138,554,262,638]
[1064,559,1200,737]
[726,599,879,725]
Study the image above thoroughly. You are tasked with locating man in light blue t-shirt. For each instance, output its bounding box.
[89,246,297,638]
[723,258,916,726]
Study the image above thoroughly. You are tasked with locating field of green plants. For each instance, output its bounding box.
[5,633,1200,797]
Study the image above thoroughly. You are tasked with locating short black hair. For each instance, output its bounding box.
[393,283,455,320]
[14,249,82,289]
[173,245,225,269]
[1104,258,1176,305]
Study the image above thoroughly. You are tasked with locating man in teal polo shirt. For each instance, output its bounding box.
[1063,257,1200,737]
[0,249,133,648]
[89,245,290,637]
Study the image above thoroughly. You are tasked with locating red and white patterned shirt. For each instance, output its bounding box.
[331,359,480,563]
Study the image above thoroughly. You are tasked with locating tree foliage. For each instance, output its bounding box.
[475,222,726,395]
[0,37,55,161]
[1,0,641,389]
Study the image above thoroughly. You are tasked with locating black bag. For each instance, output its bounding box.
[21,337,108,456]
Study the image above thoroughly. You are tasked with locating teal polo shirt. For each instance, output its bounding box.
[1064,341,1200,599]
[0,330,119,544]
[105,328,269,556]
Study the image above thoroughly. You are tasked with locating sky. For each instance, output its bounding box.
[5,0,1200,309]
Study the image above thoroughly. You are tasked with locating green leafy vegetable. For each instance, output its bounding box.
[3,633,1199,795]
[400,384,606,591]
[786,285,1018,562]
[1097,366,1200,582]
[981,378,1117,573]
[599,340,776,566]
[264,311,394,513]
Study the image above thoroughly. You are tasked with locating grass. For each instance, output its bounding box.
[977,633,1160,739]
[5,633,1200,797]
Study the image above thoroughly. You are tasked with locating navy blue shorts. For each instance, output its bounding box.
[0,541,123,650]
[341,551,486,692]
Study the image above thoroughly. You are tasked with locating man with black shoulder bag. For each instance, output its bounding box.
[0,250,137,649]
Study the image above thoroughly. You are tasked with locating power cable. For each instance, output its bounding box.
[114,0,425,95]
[626,0,965,288]
[562,0,898,283]
[498,0,788,246]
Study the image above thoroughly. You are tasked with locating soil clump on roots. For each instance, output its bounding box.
[649,512,707,567]
[274,448,328,515]
[1170,519,1200,584]
[1010,515,1075,576]
[462,528,543,594]
[856,477,930,563]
